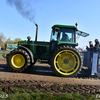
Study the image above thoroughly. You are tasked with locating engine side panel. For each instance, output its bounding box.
[18,41,50,60]
[33,41,50,60]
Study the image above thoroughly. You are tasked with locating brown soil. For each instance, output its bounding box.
[0,58,100,94]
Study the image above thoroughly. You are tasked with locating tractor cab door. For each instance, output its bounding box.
[76,30,89,40]
[50,27,60,52]
[76,30,89,37]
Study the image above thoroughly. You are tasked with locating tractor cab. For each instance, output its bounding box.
[50,25,76,42]
[50,24,89,50]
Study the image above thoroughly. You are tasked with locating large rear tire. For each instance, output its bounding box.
[50,46,83,77]
[7,49,30,72]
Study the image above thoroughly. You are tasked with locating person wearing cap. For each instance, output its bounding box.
[86,39,99,62]
[91,39,99,52]
[89,41,93,48]
[86,41,93,51]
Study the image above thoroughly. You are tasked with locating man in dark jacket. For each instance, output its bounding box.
[86,39,99,62]
[89,41,93,48]
[86,41,93,51]
[91,39,99,52]
[86,39,99,52]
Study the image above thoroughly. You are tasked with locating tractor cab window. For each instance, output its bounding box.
[50,28,59,41]
[60,28,75,42]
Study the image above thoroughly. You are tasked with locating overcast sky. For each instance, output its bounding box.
[0,0,100,48]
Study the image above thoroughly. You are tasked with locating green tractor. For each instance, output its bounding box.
[7,23,89,77]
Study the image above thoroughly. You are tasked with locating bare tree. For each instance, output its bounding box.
[14,38,21,44]
[0,33,6,47]
[0,33,22,48]
[5,37,15,44]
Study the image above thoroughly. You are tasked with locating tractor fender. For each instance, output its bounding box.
[18,45,34,63]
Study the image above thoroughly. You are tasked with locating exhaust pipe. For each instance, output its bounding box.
[35,23,38,41]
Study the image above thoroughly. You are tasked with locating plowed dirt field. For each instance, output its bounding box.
[0,58,100,94]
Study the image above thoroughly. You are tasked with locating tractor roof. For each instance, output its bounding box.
[52,24,89,37]
[52,24,76,29]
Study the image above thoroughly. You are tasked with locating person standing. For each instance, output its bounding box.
[91,39,99,52]
[86,39,99,62]
[86,41,93,51]
[89,41,93,48]
[91,39,99,76]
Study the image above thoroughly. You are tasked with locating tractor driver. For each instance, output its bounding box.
[60,33,69,42]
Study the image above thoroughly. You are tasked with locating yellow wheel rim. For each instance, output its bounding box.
[54,50,80,76]
[11,54,25,68]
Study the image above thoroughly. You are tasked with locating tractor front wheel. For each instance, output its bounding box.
[7,49,30,72]
[50,46,83,77]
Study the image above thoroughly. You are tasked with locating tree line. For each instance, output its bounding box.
[0,33,21,48]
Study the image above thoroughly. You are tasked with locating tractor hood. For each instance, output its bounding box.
[76,30,89,37]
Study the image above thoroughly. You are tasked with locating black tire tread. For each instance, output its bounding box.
[7,49,30,72]
[50,45,83,77]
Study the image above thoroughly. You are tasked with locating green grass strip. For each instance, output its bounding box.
[0,87,98,100]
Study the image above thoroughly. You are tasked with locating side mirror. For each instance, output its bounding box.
[53,27,60,35]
